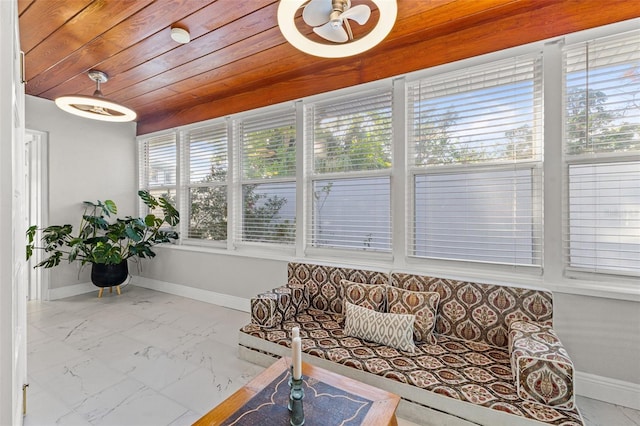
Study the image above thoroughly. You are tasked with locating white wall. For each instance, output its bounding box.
[25,95,137,289]
[137,247,288,299]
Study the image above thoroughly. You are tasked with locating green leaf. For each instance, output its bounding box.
[144,214,156,227]
[103,199,118,216]
[159,198,180,226]
[125,226,143,242]
[26,225,37,243]
[138,190,158,209]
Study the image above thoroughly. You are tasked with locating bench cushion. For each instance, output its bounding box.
[509,321,575,410]
[288,262,388,314]
[391,272,554,348]
[387,286,439,345]
[340,279,386,312]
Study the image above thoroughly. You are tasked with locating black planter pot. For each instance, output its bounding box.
[91,261,129,288]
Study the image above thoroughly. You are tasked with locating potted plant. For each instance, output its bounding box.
[26,190,179,293]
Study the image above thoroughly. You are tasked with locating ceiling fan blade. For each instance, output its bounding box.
[313,21,349,43]
[340,4,370,25]
[302,0,332,27]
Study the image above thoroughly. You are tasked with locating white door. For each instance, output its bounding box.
[0,0,28,423]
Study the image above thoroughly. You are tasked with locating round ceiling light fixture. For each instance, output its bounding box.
[170,27,191,44]
[55,70,137,122]
[277,0,397,58]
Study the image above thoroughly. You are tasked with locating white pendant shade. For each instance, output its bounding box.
[55,95,137,122]
[54,70,137,122]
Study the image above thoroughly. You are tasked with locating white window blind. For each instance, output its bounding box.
[306,90,393,252]
[238,110,296,245]
[183,123,228,241]
[138,132,177,217]
[563,30,640,277]
[407,54,543,266]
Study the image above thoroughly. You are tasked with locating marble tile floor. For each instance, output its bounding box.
[24,285,639,426]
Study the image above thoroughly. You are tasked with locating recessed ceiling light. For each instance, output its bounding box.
[171,27,191,44]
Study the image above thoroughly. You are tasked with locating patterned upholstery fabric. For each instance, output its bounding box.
[509,321,575,410]
[250,285,298,328]
[250,293,279,328]
[288,262,388,314]
[286,283,309,315]
[391,273,554,348]
[344,302,416,353]
[387,286,439,345]
[340,279,386,312]
[240,308,583,425]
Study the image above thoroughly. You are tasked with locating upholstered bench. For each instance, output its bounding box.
[239,262,582,426]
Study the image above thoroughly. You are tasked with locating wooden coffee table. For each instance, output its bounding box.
[194,357,400,426]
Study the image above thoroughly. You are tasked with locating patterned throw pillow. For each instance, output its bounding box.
[344,301,416,353]
[387,286,440,345]
[340,279,386,313]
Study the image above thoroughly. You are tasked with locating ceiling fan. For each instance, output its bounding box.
[277,0,397,58]
[302,0,371,43]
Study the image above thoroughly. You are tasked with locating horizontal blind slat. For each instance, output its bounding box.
[563,28,640,277]
[408,53,543,267]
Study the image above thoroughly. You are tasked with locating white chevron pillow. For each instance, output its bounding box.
[344,301,416,353]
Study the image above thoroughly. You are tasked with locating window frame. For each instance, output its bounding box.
[304,87,394,259]
[233,106,298,249]
[180,121,229,246]
[561,29,640,280]
[405,53,545,271]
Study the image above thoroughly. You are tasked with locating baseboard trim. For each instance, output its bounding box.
[576,371,640,410]
[132,276,250,312]
[47,276,132,300]
[48,282,96,299]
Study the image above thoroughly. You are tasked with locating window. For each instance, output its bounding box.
[237,109,296,245]
[183,123,228,241]
[305,90,393,252]
[407,54,543,267]
[563,30,640,277]
[138,132,177,217]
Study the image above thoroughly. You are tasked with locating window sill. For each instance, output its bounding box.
[153,244,640,302]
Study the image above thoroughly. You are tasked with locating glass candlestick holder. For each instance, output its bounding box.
[288,368,305,426]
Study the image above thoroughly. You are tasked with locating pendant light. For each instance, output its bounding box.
[55,70,137,122]
[277,0,397,58]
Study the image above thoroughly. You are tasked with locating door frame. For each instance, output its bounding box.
[25,129,49,301]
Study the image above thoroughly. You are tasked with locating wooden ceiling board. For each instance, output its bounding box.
[128,31,327,116]
[18,0,640,136]
[26,0,214,95]
[24,0,154,81]
[18,0,93,54]
[17,0,36,16]
[37,1,280,101]
[109,4,283,98]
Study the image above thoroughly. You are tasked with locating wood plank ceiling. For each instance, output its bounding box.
[18,0,640,136]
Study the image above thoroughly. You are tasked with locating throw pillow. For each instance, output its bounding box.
[340,279,386,313]
[387,286,440,345]
[344,301,416,353]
